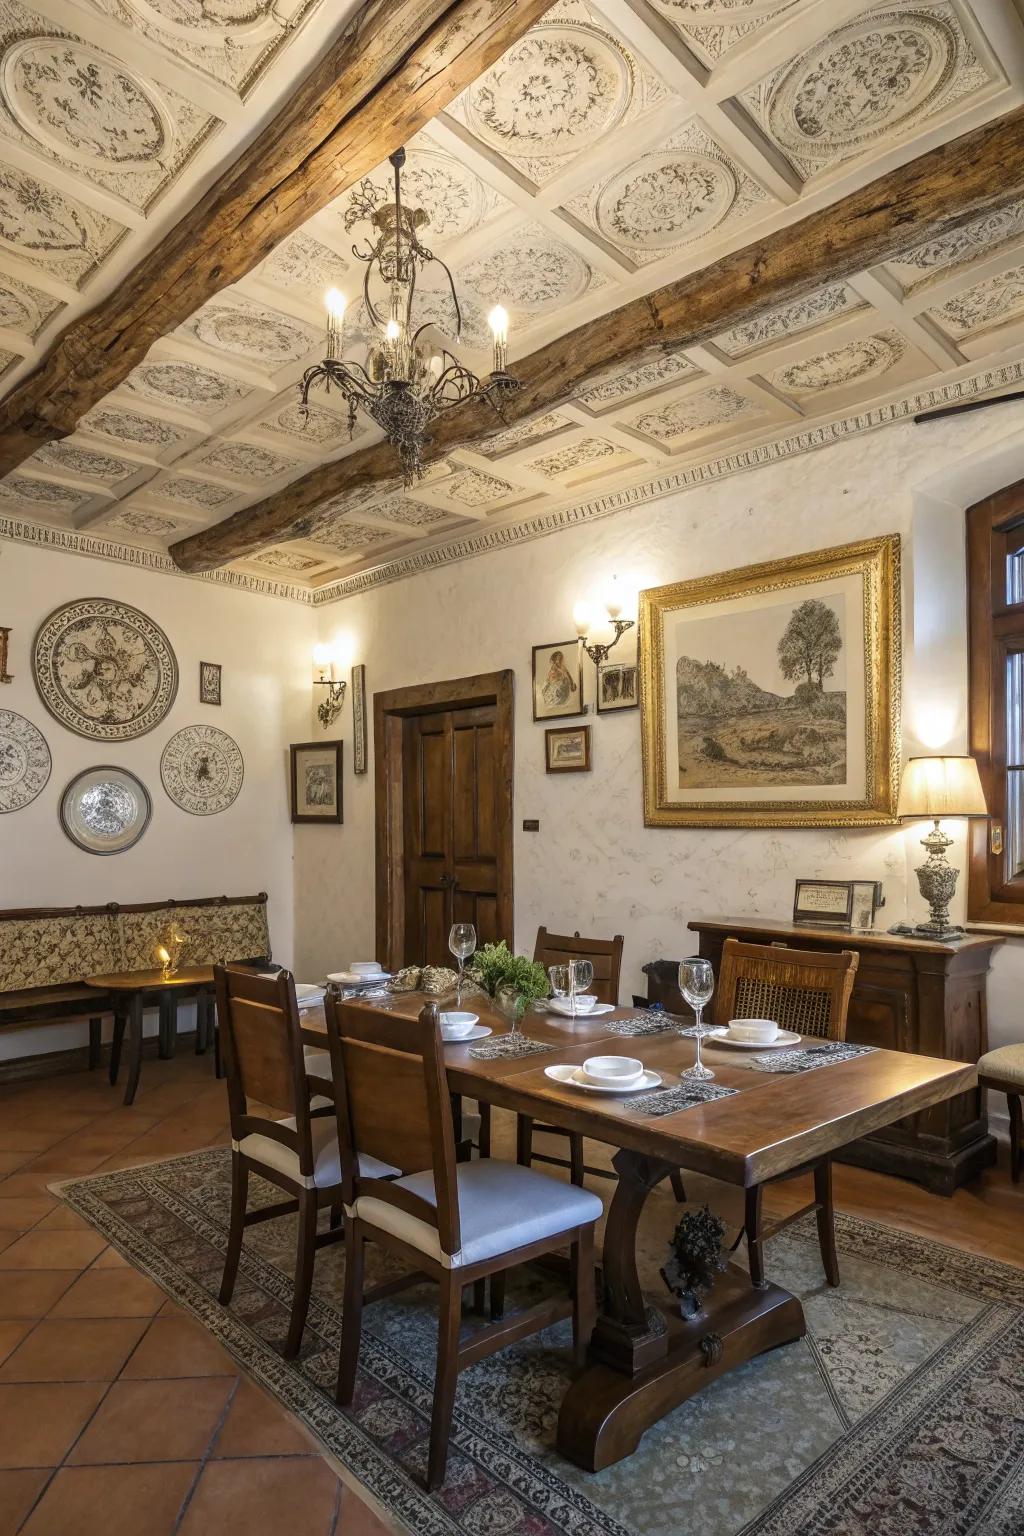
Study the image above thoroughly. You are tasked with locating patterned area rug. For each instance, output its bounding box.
[59,1151,1024,1536]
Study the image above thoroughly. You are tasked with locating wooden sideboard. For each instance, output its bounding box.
[687,916,1001,1195]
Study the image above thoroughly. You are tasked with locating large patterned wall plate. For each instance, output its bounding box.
[160,724,243,816]
[33,597,178,741]
[60,766,152,855]
[0,709,51,813]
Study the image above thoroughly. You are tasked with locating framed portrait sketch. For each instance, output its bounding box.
[640,535,901,828]
[199,661,221,706]
[545,725,591,773]
[597,658,639,713]
[290,741,343,825]
[532,640,584,721]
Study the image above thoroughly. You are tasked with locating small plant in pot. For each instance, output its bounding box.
[661,1205,726,1320]
[469,941,549,1021]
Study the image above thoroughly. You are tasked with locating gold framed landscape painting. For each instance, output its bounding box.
[639,535,901,828]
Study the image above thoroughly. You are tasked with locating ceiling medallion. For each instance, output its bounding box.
[0,709,51,813]
[300,147,518,485]
[161,724,243,816]
[347,148,488,242]
[118,0,280,39]
[33,597,178,741]
[0,282,38,332]
[768,13,956,158]
[657,0,791,15]
[192,304,318,364]
[774,334,905,394]
[466,25,630,159]
[596,152,735,249]
[2,39,176,171]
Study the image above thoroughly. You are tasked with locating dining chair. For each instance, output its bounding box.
[714,937,860,1288]
[518,927,652,1189]
[326,994,601,1491]
[976,1044,1023,1182]
[214,964,398,1359]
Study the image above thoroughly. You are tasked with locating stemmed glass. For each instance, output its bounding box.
[548,965,570,1009]
[448,922,476,1007]
[570,958,594,1021]
[679,957,716,1081]
[495,981,521,1040]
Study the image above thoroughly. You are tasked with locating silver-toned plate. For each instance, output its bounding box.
[59,765,152,855]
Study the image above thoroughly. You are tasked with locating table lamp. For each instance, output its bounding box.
[892,755,987,941]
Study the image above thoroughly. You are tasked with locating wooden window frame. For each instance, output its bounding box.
[967,477,1024,926]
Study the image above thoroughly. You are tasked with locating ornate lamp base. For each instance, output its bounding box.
[889,818,966,943]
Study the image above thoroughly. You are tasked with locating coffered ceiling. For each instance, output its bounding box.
[4,0,1024,603]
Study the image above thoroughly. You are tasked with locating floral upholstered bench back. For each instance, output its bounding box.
[116,902,270,971]
[0,911,120,992]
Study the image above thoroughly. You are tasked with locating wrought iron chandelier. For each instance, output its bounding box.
[298,147,519,484]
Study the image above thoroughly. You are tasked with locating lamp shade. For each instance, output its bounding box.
[897,755,988,820]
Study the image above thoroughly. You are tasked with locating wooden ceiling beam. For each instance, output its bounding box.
[0,0,553,476]
[169,104,1024,574]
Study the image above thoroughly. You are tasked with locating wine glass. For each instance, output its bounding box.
[548,965,570,1006]
[678,957,715,1081]
[570,959,594,1021]
[448,923,476,1006]
[495,981,521,1040]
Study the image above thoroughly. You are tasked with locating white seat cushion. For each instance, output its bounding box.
[352,1158,602,1268]
[304,1047,331,1076]
[235,1116,398,1191]
[978,1043,1024,1088]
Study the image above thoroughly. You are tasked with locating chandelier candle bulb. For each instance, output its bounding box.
[489,305,509,374]
[325,289,346,363]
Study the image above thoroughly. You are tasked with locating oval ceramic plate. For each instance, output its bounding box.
[545,1063,662,1093]
[442,1024,491,1043]
[709,1027,801,1049]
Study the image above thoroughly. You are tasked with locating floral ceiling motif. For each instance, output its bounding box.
[425,468,516,509]
[577,353,697,409]
[0,270,59,336]
[197,442,298,479]
[530,436,619,479]
[744,6,993,179]
[184,301,320,366]
[627,384,759,444]
[341,144,508,245]
[362,495,451,527]
[80,406,190,448]
[0,473,87,506]
[771,331,907,396]
[0,164,123,283]
[256,231,347,304]
[251,548,322,572]
[650,0,798,68]
[305,516,393,553]
[930,265,1024,340]
[34,440,136,481]
[104,508,179,536]
[126,360,252,411]
[476,410,574,457]
[886,199,1024,293]
[256,399,357,447]
[152,475,234,507]
[714,284,865,357]
[459,222,594,318]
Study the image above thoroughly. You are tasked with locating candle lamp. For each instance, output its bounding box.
[313,644,347,729]
[889,755,988,940]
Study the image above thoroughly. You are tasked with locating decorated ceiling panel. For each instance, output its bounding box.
[2,0,1024,603]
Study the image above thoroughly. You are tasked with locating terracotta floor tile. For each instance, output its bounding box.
[20,1460,198,1536]
[0,1113,95,1136]
[0,1468,50,1536]
[0,1382,108,1467]
[177,1455,340,1536]
[0,1130,65,1154]
[120,1316,235,1379]
[211,1378,319,1458]
[0,1230,108,1270]
[57,1128,146,1157]
[21,1150,112,1177]
[90,1246,129,1269]
[32,1205,92,1232]
[0,1317,149,1382]
[0,1153,29,1178]
[0,1319,33,1365]
[0,1197,56,1232]
[50,1267,166,1319]
[0,1172,68,1200]
[336,1485,397,1535]
[0,1272,76,1320]
[68,1376,235,1466]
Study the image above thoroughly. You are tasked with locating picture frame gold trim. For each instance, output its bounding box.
[640,535,901,828]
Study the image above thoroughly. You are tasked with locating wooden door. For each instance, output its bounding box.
[402,703,505,967]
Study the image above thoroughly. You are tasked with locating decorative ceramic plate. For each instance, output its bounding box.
[442,1025,491,1043]
[0,709,51,813]
[59,766,152,855]
[160,724,243,815]
[544,1063,662,1093]
[708,1027,802,1049]
[33,597,178,741]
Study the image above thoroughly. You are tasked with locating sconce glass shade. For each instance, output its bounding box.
[897,755,987,820]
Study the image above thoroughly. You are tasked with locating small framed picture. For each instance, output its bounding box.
[532,640,584,721]
[597,660,639,712]
[792,879,854,925]
[545,724,591,773]
[199,661,221,706]
[851,879,884,929]
[290,741,343,824]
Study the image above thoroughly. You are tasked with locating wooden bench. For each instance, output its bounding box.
[0,894,272,1073]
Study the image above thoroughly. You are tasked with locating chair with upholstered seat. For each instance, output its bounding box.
[714,938,859,1288]
[326,994,601,1491]
[215,965,398,1358]
[977,1044,1024,1182]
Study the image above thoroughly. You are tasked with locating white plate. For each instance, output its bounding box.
[326,970,393,986]
[545,1063,662,1093]
[708,1027,801,1049]
[546,1000,616,1018]
[442,1024,491,1043]
[295,984,325,1003]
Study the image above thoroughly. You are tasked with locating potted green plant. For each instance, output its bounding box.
[469,941,549,1022]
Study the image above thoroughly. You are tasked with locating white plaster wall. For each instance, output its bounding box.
[298,408,1024,1069]
[0,540,312,1058]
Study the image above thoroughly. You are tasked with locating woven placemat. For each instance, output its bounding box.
[622,1080,739,1116]
[469,1035,552,1062]
[605,1010,680,1037]
[744,1041,877,1074]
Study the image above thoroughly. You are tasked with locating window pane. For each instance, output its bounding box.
[1008,547,1024,604]
[1008,769,1024,880]
[1008,651,1024,766]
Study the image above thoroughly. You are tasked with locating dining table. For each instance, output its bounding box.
[301,992,975,1473]
[84,966,215,1105]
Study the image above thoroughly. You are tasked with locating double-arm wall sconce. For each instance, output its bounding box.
[313,644,347,730]
[573,577,636,667]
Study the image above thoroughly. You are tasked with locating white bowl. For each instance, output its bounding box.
[727,1018,779,1044]
[351,961,384,977]
[571,993,598,1013]
[439,1011,479,1039]
[581,1054,644,1087]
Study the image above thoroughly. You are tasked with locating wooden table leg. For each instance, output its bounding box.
[556,1148,806,1472]
[158,994,176,1059]
[123,993,144,1106]
[108,1011,126,1086]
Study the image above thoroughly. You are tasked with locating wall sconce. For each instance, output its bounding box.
[313,643,346,730]
[573,577,635,666]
